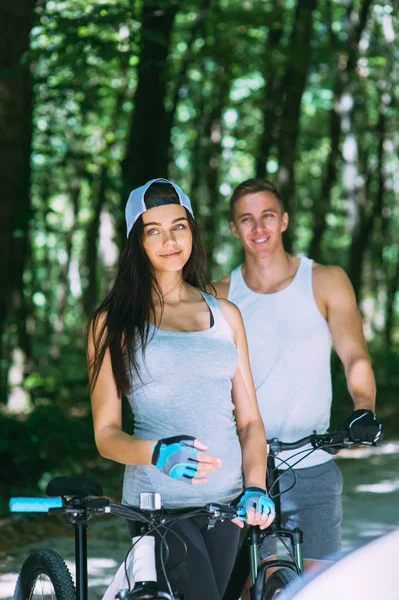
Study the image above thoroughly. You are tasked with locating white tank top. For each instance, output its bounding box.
[228,257,332,469]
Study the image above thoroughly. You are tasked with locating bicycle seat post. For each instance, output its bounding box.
[67,498,88,600]
[75,520,88,600]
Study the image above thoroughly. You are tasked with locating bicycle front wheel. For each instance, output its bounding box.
[261,567,298,599]
[13,549,76,600]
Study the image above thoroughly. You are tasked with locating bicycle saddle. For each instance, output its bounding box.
[46,475,103,498]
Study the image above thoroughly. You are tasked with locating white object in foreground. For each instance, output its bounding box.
[102,535,156,600]
[279,527,399,600]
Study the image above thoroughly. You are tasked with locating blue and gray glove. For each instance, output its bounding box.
[151,435,199,484]
[236,486,276,521]
[335,409,382,445]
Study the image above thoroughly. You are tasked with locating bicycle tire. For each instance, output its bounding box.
[13,549,76,600]
[261,567,298,599]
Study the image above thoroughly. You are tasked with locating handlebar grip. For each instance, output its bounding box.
[206,503,238,519]
[9,497,64,512]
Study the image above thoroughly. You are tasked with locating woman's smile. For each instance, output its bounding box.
[159,250,182,259]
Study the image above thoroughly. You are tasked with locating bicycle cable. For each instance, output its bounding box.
[157,509,212,598]
[122,507,209,598]
[157,508,230,598]
[278,536,300,574]
[123,523,169,592]
[268,446,320,498]
[269,437,352,498]
[116,507,172,592]
[157,509,210,581]
[159,523,187,598]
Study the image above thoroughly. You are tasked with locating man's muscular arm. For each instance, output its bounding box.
[314,265,376,412]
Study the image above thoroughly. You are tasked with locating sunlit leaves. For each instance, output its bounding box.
[22,0,399,359]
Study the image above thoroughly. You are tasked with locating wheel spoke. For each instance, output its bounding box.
[31,574,57,599]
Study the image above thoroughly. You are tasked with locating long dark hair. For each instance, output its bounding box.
[87,182,211,396]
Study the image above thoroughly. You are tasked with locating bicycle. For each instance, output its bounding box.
[9,476,260,600]
[224,430,362,600]
[8,431,363,600]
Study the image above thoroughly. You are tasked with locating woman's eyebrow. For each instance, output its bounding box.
[143,221,161,227]
[142,216,188,228]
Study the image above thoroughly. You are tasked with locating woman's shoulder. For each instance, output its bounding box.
[216,297,240,314]
[214,297,244,339]
[201,289,240,316]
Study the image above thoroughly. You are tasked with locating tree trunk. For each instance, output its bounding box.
[83,168,108,317]
[54,173,83,339]
[121,1,181,239]
[347,98,386,300]
[308,0,374,261]
[202,76,231,273]
[0,1,37,400]
[385,257,399,348]
[255,0,284,179]
[275,0,317,252]
[168,0,211,132]
[189,86,207,219]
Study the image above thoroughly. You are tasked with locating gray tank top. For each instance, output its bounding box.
[228,257,332,469]
[123,291,243,508]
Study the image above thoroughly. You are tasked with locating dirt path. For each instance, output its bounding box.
[1,442,398,599]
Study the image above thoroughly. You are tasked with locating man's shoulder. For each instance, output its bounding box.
[312,262,355,301]
[212,275,231,299]
[312,262,349,284]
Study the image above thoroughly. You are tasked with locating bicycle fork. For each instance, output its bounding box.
[248,526,261,595]
[247,526,304,600]
[245,454,305,598]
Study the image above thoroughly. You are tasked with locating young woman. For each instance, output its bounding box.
[87,178,274,600]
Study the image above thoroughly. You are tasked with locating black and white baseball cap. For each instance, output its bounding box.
[125,178,194,237]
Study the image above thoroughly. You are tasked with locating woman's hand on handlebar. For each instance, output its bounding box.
[232,486,276,530]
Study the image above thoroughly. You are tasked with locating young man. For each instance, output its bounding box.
[214,179,381,571]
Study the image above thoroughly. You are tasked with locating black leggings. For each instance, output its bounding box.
[127,516,240,600]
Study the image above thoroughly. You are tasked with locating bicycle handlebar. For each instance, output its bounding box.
[9,496,238,523]
[267,430,357,456]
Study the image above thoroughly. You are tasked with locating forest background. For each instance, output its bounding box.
[1,0,398,515]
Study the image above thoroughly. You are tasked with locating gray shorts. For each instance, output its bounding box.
[261,460,343,560]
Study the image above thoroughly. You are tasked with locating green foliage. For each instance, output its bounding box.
[1,0,399,509]
[331,344,399,438]
[1,340,131,515]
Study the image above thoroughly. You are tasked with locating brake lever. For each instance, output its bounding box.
[313,431,355,454]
